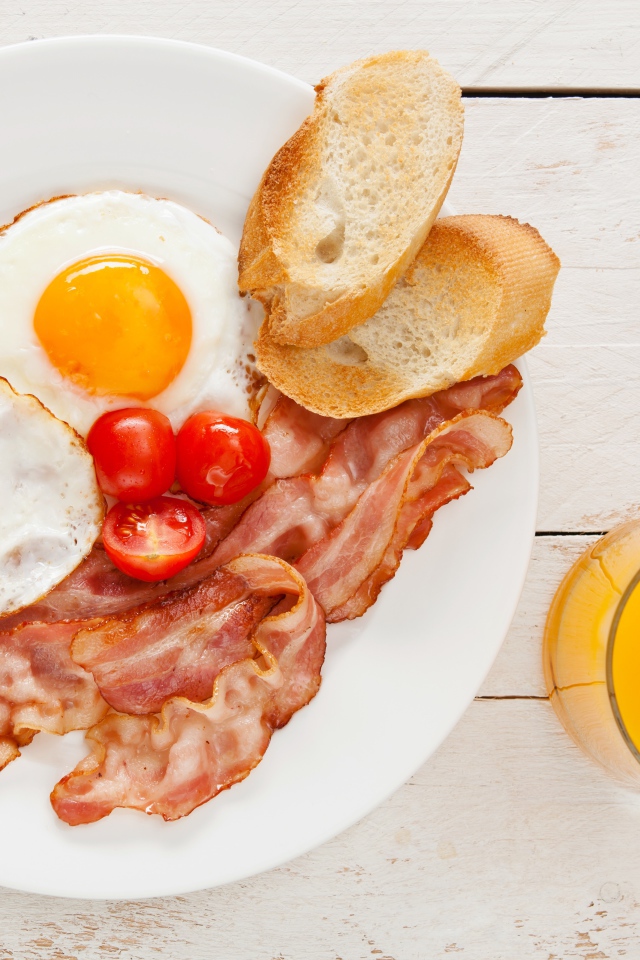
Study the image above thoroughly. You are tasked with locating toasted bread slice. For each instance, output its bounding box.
[239,50,464,348]
[254,215,560,418]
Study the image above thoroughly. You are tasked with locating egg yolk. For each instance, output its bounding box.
[34,255,192,400]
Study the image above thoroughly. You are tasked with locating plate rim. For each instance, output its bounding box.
[0,32,313,93]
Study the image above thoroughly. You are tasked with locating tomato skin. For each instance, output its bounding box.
[87,408,176,502]
[102,496,206,582]
[176,412,271,506]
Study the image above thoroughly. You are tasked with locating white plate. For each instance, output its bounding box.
[0,37,538,900]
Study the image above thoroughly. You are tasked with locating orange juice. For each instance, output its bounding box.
[544,519,640,784]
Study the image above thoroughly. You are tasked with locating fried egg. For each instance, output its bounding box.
[0,378,103,615]
[0,191,260,436]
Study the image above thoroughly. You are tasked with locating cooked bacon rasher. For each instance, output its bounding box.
[211,375,519,619]
[71,564,278,715]
[51,555,325,825]
[0,620,108,771]
[298,410,512,621]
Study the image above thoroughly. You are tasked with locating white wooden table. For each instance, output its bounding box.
[0,2,638,956]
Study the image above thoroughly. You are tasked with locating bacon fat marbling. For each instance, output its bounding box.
[51,556,325,824]
[0,620,108,771]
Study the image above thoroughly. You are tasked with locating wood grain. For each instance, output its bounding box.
[448,97,640,533]
[478,534,599,698]
[0,0,638,90]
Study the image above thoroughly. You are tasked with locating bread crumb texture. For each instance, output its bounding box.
[239,50,464,347]
[255,215,560,418]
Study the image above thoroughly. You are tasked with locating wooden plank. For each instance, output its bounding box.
[530,264,640,531]
[530,345,640,532]
[0,0,638,90]
[447,97,640,532]
[477,534,600,698]
[2,699,639,958]
[450,98,640,270]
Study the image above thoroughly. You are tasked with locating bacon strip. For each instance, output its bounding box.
[0,621,108,771]
[51,556,325,825]
[71,566,282,715]
[436,365,523,416]
[298,412,513,621]
[263,393,348,478]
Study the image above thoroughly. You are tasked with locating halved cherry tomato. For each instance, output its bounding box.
[176,411,270,506]
[102,496,206,582]
[87,408,176,502]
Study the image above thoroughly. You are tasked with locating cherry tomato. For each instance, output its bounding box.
[87,408,176,501]
[102,496,206,582]
[176,411,271,506]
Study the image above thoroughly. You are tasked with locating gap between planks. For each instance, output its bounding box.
[536,531,608,537]
[463,87,640,97]
[475,695,548,700]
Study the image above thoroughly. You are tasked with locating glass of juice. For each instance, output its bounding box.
[544,519,640,784]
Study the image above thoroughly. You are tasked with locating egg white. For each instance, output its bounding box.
[0,377,103,615]
[0,191,260,436]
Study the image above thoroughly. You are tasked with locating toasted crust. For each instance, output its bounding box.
[254,215,560,418]
[239,50,464,347]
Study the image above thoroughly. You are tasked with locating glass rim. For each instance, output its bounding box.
[607,564,640,764]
